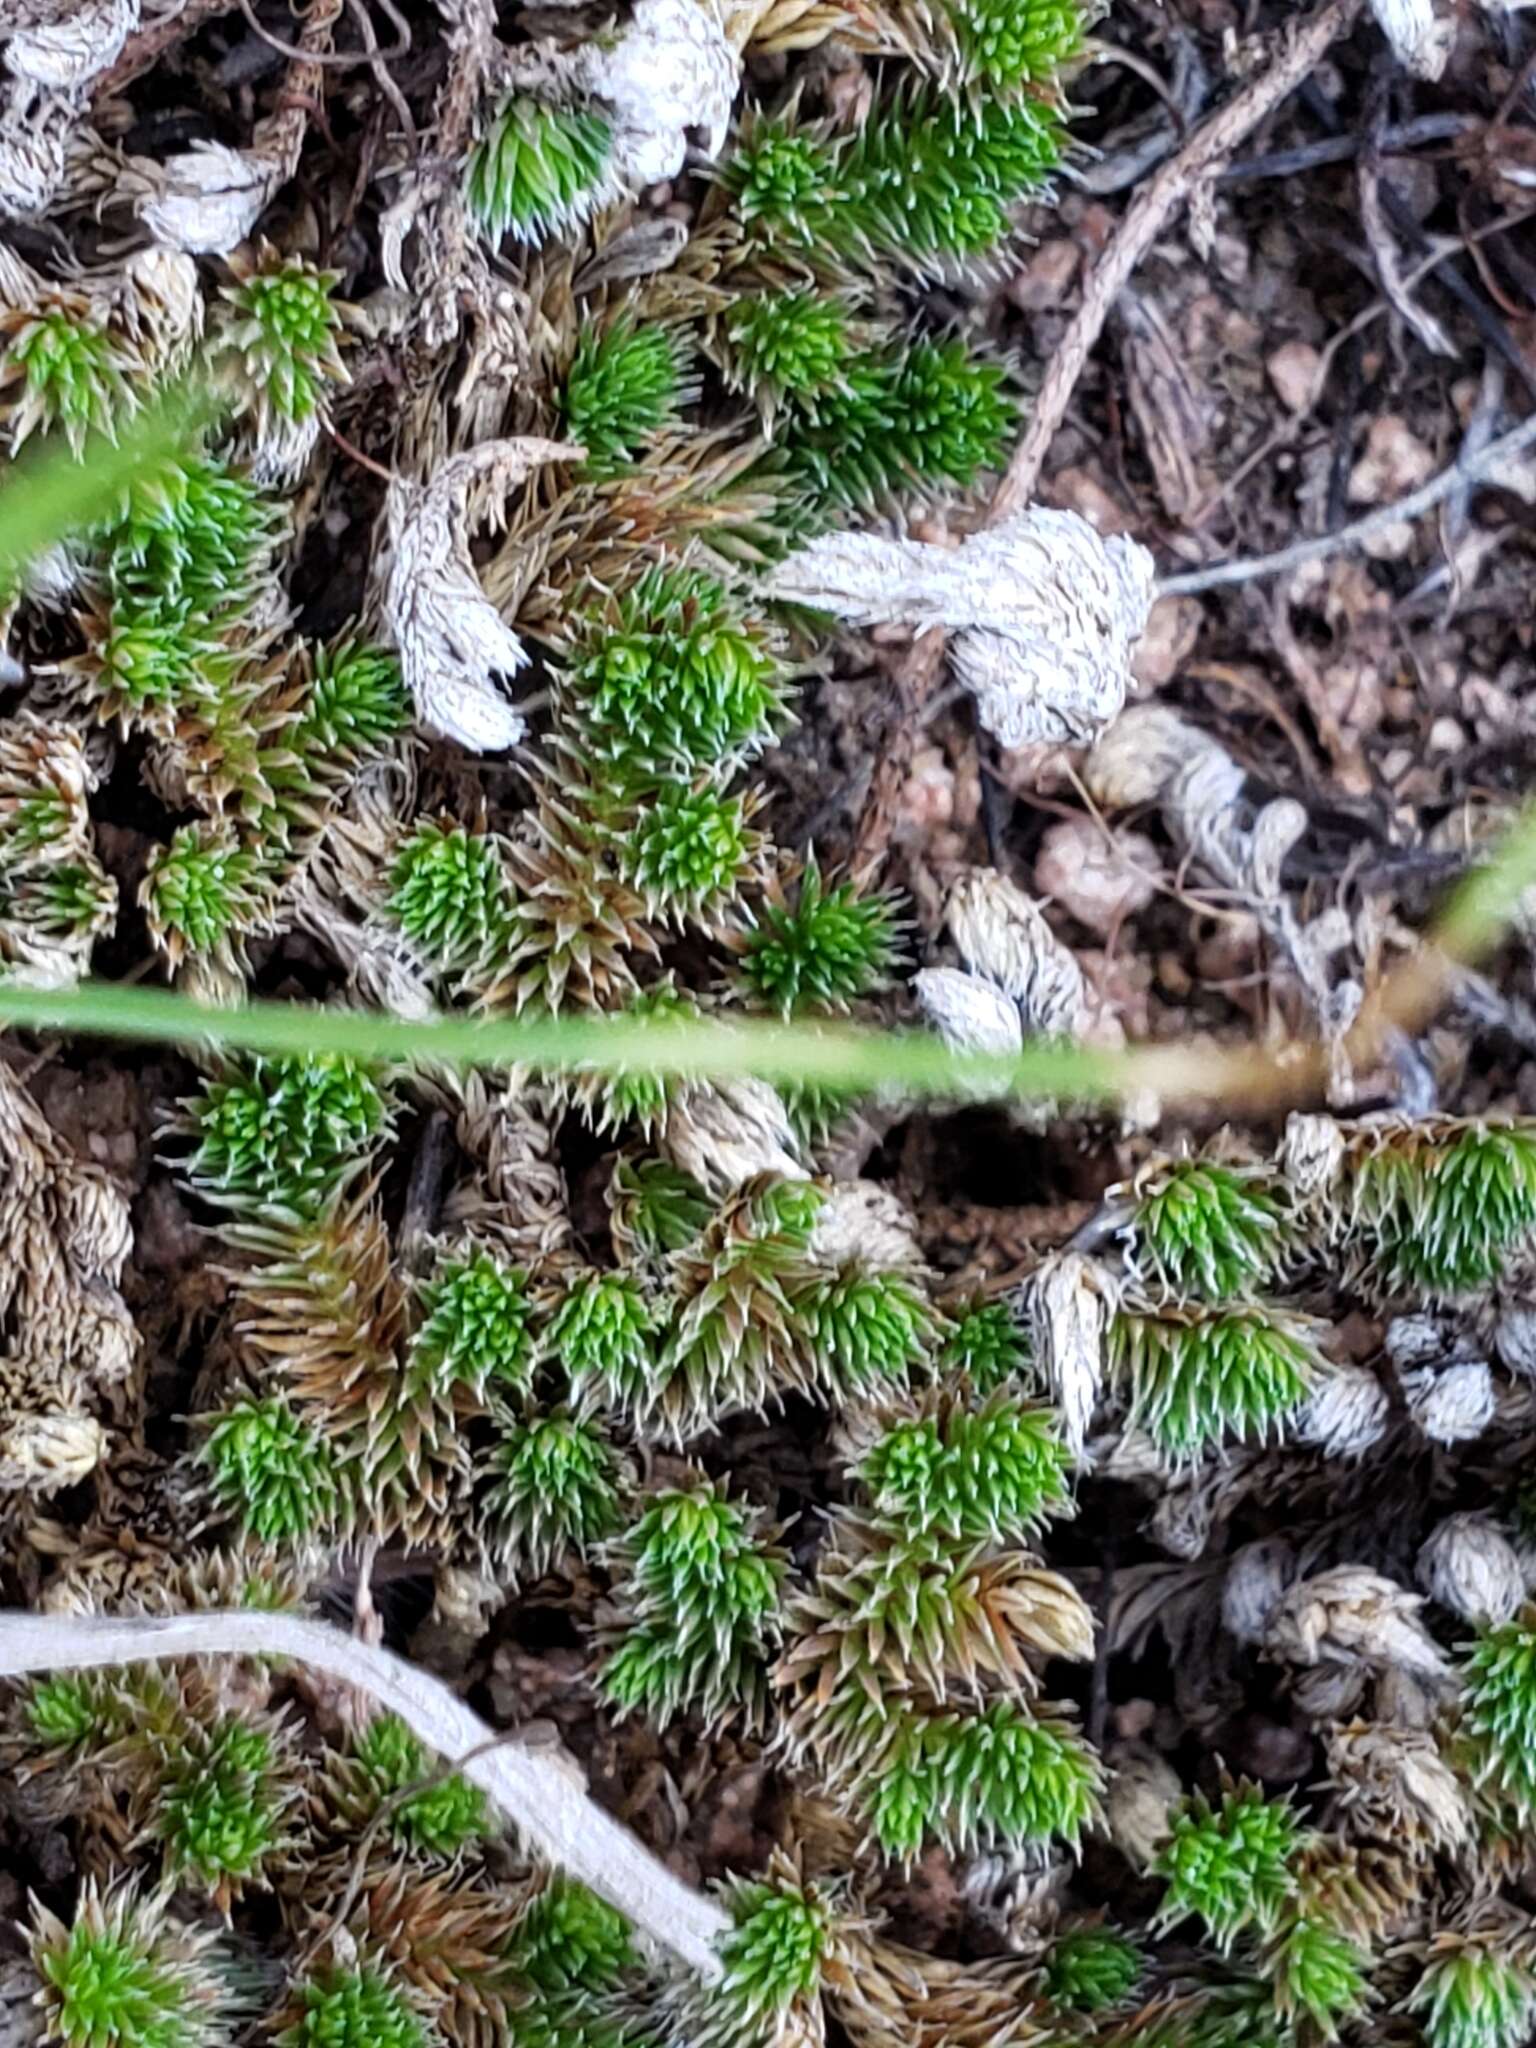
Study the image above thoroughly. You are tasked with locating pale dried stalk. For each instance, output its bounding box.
[0,1608,730,1980]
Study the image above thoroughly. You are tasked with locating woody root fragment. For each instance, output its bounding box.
[0,1607,731,1981]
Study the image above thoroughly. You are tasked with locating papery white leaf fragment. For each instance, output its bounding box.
[0,78,75,220]
[945,867,1086,1037]
[503,0,740,197]
[769,509,1156,750]
[1222,1538,1297,1645]
[1087,706,1358,1033]
[1295,1362,1389,1458]
[382,437,578,751]
[1023,1250,1116,1458]
[663,1077,807,1196]
[1367,0,1453,77]
[807,1181,922,1269]
[1417,1512,1523,1625]
[3,0,138,89]
[912,966,1023,1058]
[1265,1565,1450,1680]
[1402,1358,1495,1444]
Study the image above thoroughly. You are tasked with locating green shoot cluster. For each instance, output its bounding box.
[559,319,691,474]
[220,252,347,426]
[29,1884,220,2048]
[728,91,1065,274]
[1111,1306,1317,1463]
[409,1250,533,1395]
[351,1712,490,1859]
[467,97,613,246]
[1041,1925,1144,2012]
[713,1874,828,2035]
[485,1409,624,1577]
[1352,1120,1536,1300]
[508,1878,635,1995]
[1407,1940,1536,2048]
[1461,1606,1536,1816]
[3,304,128,453]
[1153,1786,1300,1952]
[386,822,516,984]
[943,0,1086,88]
[180,1053,390,1218]
[201,1394,342,1545]
[599,1483,785,1728]
[939,1299,1031,1392]
[856,1393,1073,1542]
[1127,1160,1285,1302]
[279,1968,432,2048]
[562,565,788,782]
[548,1270,654,1400]
[738,858,902,1014]
[152,1714,287,1895]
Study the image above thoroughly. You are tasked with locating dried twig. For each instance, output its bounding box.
[1159,411,1536,595]
[991,0,1367,523]
[0,1609,731,1980]
[850,0,1366,877]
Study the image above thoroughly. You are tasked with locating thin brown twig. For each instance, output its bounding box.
[850,0,1367,880]
[1158,411,1536,595]
[992,0,1368,525]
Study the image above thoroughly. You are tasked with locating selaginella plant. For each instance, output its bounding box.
[14,5,1536,2048]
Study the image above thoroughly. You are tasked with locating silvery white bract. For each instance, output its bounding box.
[1023,1251,1116,1459]
[769,508,1156,750]
[663,1076,807,1196]
[0,79,74,220]
[1264,1564,1450,1681]
[2,0,137,89]
[503,0,740,196]
[912,965,1023,1058]
[1417,1512,1524,1626]
[945,868,1087,1039]
[381,437,578,752]
[1368,0,1453,76]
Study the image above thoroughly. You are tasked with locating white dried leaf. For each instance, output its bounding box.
[382,437,576,751]
[116,245,203,368]
[1278,1111,1346,1199]
[1295,1363,1390,1458]
[1417,1512,1524,1625]
[126,139,281,253]
[1324,1720,1470,1855]
[1384,1313,1447,1370]
[1023,1251,1116,1457]
[912,965,1022,1058]
[1222,1538,1296,1645]
[0,1406,105,1492]
[769,510,1155,750]
[1496,1302,1536,1380]
[1084,704,1223,810]
[663,1077,807,1197]
[1264,1564,1450,1680]
[507,0,740,192]
[1148,1480,1215,1561]
[1403,1358,1494,1444]
[1368,0,1453,76]
[945,869,1085,1037]
[248,409,322,489]
[1104,1741,1182,1869]
[4,0,137,88]
[807,1181,922,1270]
[0,80,74,220]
